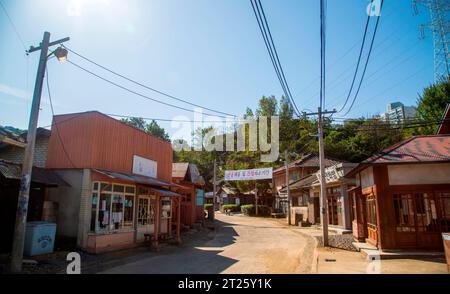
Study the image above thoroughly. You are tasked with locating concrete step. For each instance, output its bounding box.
[360,248,444,260]
[352,241,378,252]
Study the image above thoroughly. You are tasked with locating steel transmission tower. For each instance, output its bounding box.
[413,0,450,82]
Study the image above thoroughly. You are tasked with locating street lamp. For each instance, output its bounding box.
[53,46,68,62]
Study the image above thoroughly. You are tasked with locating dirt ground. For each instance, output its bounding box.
[102,212,314,274]
[315,245,448,274]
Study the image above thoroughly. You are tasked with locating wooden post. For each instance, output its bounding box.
[153,195,159,247]
[176,198,181,244]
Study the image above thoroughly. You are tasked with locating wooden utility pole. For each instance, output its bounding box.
[255,181,258,216]
[213,158,216,219]
[10,32,69,272]
[302,108,336,247]
[285,150,291,225]
[317,107,329,246]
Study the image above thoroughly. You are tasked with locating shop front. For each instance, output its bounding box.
[44,111,181,253]
[85,170,182,253]
[346,135,450,250]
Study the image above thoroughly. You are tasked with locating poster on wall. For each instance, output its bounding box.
[132,155,157,178]
[224,167,273,181]
[196,189,204,206]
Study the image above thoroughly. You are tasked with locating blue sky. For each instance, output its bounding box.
[0,0,434,140]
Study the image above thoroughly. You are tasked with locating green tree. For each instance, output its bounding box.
[146,120,170,142]
[407,79,450,135]
[121,117,170,142]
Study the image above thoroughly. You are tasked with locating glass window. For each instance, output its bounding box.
[125,186,135,194]
[92,183,136,232]
[100,183,112,192]
[113,185,125,193]
[393,193,415,232]
[124,195,134,228]
[90,192,98,231]
[98,193,111,230]
[161,198,172,219]
[92,182,99,191]
[415,193,438,232]
[437,192,450,232]
[137,197,155,225]
[111,194,124,230]
[366,195,377,228]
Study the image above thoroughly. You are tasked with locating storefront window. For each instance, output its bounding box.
[436,192,450,232]
[393,193,415,232]
[161,198,172,219]
[91,182,135,232]
[137,196,155,226]
[415,193,438,232]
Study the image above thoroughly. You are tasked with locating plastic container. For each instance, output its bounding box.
[443,233,450,273]
[24,221,57,256]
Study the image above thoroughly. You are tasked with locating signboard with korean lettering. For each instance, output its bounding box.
[132,155,157,178]
[224,167,273,181]
[316,165,343,183]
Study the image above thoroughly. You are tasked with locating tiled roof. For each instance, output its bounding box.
[362,135,450,164]
[273,153,342,173]
[279,174,317,192]
[346,135,450,177]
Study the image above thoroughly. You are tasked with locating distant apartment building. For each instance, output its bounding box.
[381,102,416,124]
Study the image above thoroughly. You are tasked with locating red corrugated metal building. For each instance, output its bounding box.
[46,111,182,253]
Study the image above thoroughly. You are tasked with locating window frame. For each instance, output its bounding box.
[91,181,136,233]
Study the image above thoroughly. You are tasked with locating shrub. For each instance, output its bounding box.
[222,204,240,212]
[204,203,213,210]
[240,204,271,216]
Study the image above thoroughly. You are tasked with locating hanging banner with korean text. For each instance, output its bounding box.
[224,167,273,181]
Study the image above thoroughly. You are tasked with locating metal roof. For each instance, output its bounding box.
[149,187,181,197]
[279,174,317,193]
[93,169,177,187]
[0,160,69,187]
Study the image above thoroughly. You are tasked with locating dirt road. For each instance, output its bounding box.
[101,213,314,274]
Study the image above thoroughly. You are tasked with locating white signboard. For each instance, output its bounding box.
[316,165,343,183]
[132,155,157,178]
[224,167,273,181]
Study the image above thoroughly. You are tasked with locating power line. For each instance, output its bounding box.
[66,59,231,119]
[257,0,301,116]
[336,0,374,113]
[0,0,26,51]
[340,0,385,117]
[250,0,301,117]
[63,46,237,118]
[45,66,77,168]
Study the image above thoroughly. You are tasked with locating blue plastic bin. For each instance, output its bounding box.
[24,221,57,256]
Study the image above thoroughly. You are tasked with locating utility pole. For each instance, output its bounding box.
[255,181,258,216]
[302,108,336,247]
[10,32,69,273]
[213,158,216,219]
[317,107,329,246]
[285,150,291,225]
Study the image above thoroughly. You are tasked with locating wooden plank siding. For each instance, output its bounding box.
[46,111,173,182]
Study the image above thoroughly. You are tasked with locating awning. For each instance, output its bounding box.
[279,174,317,193]
[149,187,181,197]
[0,160,69,187]
[93,169,178,188]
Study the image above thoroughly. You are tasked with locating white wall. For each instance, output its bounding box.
[388,163,450,185]
[47,169,84,238]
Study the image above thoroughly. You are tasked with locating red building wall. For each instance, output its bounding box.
[46,111,173,182]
